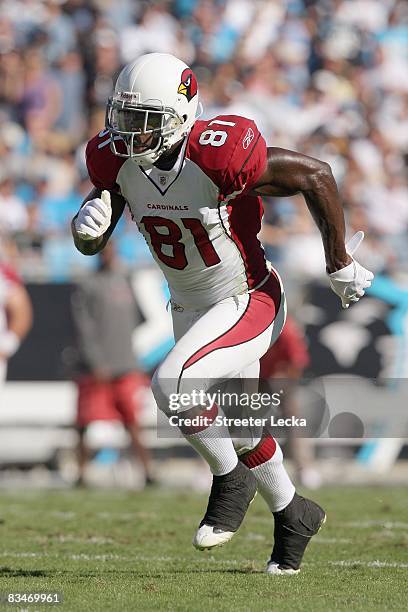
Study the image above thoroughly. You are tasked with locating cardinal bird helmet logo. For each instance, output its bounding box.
[177,68,198,102]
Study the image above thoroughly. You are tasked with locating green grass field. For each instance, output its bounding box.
[0,486,407,611]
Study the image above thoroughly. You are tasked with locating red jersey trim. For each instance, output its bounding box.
[224,195,267,290]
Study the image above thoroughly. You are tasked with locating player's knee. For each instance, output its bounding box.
[151,363,179,418]
[234,436,262,456]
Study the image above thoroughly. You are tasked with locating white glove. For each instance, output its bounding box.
[328,231,374,309]
[74,190,112,240]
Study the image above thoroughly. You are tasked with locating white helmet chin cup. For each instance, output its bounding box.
[106,53,200,166]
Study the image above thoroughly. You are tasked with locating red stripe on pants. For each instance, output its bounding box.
[183,274,281,371]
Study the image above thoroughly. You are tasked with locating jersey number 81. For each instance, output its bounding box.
[142,120,236,270]
[198,119,236,148]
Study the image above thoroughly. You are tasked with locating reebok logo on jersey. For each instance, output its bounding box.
[242,127,255,149]
[147,204,189,210]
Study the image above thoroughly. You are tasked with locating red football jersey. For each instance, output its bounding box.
[86,116,270,308]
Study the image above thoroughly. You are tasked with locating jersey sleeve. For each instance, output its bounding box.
[221,119,267,201]
[187,115,267,203]
[85,131,126,191]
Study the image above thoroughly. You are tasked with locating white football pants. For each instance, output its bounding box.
[151,271,287,453]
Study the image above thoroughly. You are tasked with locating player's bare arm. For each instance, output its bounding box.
[252,147,350,274]
[6,285,33,338]
[71,187,126,256]
[253,147,374,308]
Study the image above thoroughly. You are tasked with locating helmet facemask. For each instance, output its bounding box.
[106,95,185,167]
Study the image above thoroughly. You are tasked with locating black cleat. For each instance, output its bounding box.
[193,461,257,550]
[266,492,326,574]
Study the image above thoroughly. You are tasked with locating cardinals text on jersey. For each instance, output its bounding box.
[86,115,270,309]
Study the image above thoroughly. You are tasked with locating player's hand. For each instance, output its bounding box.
[74,190,112,240]
[328,231,374,309]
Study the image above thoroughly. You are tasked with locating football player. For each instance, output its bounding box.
[0,258,33,389]
[71,53,373,574]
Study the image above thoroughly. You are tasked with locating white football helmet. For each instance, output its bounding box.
[106,53,201,167]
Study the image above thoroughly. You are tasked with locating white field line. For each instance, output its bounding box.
[1,551,407,569]
[240,516,408,530]
[4,512,407,529]
[340,521,408,529]
[244,534,353,544]
[329,560,408,569]
[33,535,115,545]
[245,532,266,541]
[0,551,239,565]
[1,510,157,521]
[312,537,352,544]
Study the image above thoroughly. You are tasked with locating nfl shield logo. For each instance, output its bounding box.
[159,175,167,186]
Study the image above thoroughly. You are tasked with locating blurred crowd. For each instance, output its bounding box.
[0,0,407,282]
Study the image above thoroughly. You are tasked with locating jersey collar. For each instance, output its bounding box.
[139,137,188,196]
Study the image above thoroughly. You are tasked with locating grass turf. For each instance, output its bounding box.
[0,486,407,611]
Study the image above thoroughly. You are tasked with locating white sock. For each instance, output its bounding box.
[241,436,295,512]
[182,406,238,476]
